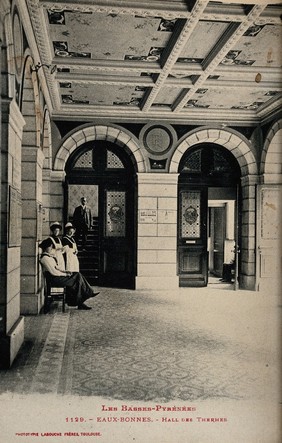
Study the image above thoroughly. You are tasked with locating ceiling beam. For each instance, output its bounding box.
[172,3,267,112]
[141,0,210,112]
[39,0,282,23]
[54,58,163,73]
[55,72,281,91]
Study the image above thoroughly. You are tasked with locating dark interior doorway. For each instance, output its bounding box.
[65,140,137,289]
[178,143,241,287]
[208,187,237,286]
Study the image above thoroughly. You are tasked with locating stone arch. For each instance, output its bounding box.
[41,108,53,237]
[170,126,257,177]
[20,54,45,313]
[170,126,258,290]
[260,119,282,183]
[42,107,52,168]
[54,123,145,173]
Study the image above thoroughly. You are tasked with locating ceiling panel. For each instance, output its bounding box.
[184,87,277,110]
[24,0,282,124]
[223,24,282,67]
[179,21,231,59]
[48,11,172,61]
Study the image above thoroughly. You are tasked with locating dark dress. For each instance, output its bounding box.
[40,253,95,306]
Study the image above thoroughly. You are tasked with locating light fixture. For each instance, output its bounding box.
[30,63,57,74]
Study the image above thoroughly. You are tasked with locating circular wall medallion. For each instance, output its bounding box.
[13,13,23,77]
[143,126,172,155]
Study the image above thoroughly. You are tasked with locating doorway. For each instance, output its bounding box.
[177,143,241,287]
[65,140,137,289]
[208,188,237,285]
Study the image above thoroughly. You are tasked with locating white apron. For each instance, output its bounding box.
[48,236,66,293]
[62,236,80,272]
[49,236,66,270]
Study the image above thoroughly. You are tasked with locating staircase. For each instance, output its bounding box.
[77,218,100,285]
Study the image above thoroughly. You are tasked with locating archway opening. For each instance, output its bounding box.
[178,143,241,288]
[65,140,137,289]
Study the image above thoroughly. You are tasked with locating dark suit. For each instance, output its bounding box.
[73,204,92,248]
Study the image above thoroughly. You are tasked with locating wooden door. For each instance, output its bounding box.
[178,187,208,287]
[100,184,136,289]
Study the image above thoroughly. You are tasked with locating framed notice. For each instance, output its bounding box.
[8,186,22,247]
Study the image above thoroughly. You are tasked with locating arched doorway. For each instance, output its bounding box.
[65,140,137,289]
[178,143,241,287]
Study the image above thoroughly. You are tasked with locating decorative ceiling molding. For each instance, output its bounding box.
[16,0,54,111]
[141,0,209,111]
[38,0,282,23]
[172,4,267,111]
[53,105,261,125]
[56,71,281,91]
[54,58,162,72]
[21,0,282,125]
[40,0,192,18]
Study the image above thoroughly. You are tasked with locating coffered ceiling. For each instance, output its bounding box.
[24,0,282,125]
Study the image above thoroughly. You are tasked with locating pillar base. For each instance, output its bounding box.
[0,316,24,368]
[20,292,43,314]
[240,274,256,291]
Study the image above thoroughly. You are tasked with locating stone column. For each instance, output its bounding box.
[49,170,66,224]
[20,147,44,314]
[0,98,25,367]
[240,175,258,290]
[136,173,179,290]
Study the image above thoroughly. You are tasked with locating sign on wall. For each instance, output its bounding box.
[138,210,157,223]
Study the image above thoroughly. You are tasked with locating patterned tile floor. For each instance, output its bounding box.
[0,284,281,442]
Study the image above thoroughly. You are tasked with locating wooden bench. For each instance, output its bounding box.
[43,274,67,313]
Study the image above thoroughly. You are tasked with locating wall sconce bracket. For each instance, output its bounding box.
[30,63,57,74]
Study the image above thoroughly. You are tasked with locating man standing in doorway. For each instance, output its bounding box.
[73,197,92,250]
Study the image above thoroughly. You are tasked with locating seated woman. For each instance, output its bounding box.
[39,237,99,310]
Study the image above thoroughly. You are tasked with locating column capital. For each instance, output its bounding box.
[22,146,45,167]
[138,172,179,185]
[50,170,66,181]
[241,175,259,187]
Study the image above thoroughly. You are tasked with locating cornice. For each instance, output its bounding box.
[17,0,55,111]
[258,96,282,125]
[51,106,262,126]
[51,101,282,126]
